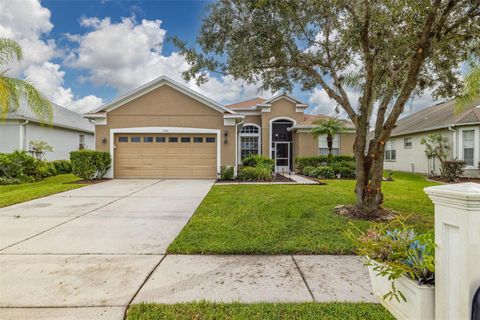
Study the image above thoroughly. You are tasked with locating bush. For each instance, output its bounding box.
[238,166,258,181]
[295,155,355,172]
[220,166,234,180]
[51,160,72,174]
[0,151,46,183]
[255,162,274,181]
[302,166,316,177]
[36,161,57,178]
[242,154,275,169]
[312,166,336,179]
[0,177,21,185]
[440,160,465,181]
[70,150,111,180]
[330,161,356,178]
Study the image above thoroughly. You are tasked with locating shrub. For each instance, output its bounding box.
[51,160,72,174]
[330,161,356,178]
[220,166,234,180]
[440,160,465,181]
[0,151,40,181]
[255,162,274,181]
[36,161,57,178]
[312,166,336,179]
[295,155,355,172]
[238,166,258,181]
[70,150,111,180]
[242,154,275,169]
[302,166,316,177]
[0,177,21,185]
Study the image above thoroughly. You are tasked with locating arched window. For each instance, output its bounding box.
[240,124,260,160]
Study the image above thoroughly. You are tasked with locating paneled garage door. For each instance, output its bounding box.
[114,133,217,179]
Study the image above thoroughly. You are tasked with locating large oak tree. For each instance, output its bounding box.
[175,0,480,218]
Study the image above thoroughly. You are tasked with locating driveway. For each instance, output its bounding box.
[0,179,213,319]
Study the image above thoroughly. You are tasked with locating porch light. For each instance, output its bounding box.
[101,138,107,144]
[224,129,228,144]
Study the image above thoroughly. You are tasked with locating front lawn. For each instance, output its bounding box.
[0,174,82,208]
[168,172,438,254]
[127,302,394,320]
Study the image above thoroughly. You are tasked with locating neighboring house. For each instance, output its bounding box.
[383,99,480,177]
[85,76,355,179]
[0,101,94,160]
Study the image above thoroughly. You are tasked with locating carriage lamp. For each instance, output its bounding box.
[224,129,228,144]
[101,138,107,144]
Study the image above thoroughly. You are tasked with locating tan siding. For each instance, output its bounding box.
[340,133,355,155]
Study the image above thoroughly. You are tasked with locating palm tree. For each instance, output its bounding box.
[456,63,480,113]
[0,38,52,121]
[310,118,347,157]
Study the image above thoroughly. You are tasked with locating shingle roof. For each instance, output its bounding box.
[390,99,480,137]
[7,100,94,133]
[225,97,266,109]
[295,114,355,129]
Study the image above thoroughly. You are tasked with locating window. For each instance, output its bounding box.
[240,124,260,160]
[462,130,475,166]
[79,134,86,150]
[240,136,259,159]
[241,125,259,134]
[385,140,396,161]
[143,137,153,143]
[118,136,128,142]
[193,137,203,143]
[169,137,178,143]
[181,137,191,143]
[206,137,216,143]
[404,137,412,149]
[156,137,166,143]
[318,134,340,155]
[130,137,141,143]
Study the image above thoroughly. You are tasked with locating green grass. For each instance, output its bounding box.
[127,302,394,320]
[0,174,83,208]
[168,172,438,255]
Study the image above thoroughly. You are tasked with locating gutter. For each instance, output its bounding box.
[448,126,457,159]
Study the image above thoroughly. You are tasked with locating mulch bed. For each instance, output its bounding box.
[334,205,397,221]
[69,178,111,185]
[216,173,295,183]
[428,177,480,184]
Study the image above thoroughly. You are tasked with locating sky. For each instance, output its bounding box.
[0,0,440,116]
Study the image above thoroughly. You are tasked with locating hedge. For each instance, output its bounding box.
[70,150,111,181]
[0,151,57,184]
[295,155,355,172]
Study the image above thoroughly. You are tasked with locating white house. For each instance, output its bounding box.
[383,99,480,177]
[0,101,94,160]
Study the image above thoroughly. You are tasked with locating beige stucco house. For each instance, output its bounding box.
[85,76,355,179]
[383,99,480,177]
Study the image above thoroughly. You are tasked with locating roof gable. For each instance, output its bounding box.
[86,76,236,116]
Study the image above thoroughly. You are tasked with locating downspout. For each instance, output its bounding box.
[19,120,29,151]
[234,120,243,176]
[448,126,456,159]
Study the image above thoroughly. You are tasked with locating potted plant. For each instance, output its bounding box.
[348,220,435,320]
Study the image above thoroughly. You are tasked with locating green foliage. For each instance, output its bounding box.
[219,166,234,180]
[0,151,39,181]
[51,160,72,174]
[242,155,275,169]
[330,161,356,178]
[36,161,57,178]
[238,166,258,181]
[0,177,21,185]
[70,150,111,181]
[295,156,354,172]
[1,38,52,121]
[347,218,435,302]
[255,162,274,181]
[312,166,336,179]
[29,140,53,160]
[302,166,316,176]
[440,160,466,181]
[310,119,348,157]
[420,134,450,162]
[456,64,480,112]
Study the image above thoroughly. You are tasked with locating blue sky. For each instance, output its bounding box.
[1,0,437,115]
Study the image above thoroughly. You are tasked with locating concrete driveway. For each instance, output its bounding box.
[0,179,213,319]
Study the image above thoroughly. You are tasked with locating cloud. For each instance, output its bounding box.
[308,87,359,119]
[66,16,269,103]
[0,0,103,114]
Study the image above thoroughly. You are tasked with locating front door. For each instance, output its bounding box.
[274,142,290,173]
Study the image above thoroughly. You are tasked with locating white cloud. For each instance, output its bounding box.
[66,16,268,103]
[0,0,103,114]
[308,87,359,119]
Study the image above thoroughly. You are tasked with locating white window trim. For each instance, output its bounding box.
[458,126,479,169]
[268,117,296,159]
[317,134,341,155]
[108,127,221,179]
[238,123,261,164]
[384,140,397,162]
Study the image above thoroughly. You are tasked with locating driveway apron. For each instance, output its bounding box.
[0,179,213,319]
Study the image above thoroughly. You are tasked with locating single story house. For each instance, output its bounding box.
[383,99,480,177]
[85,76,355,179]
[0,101,94,160]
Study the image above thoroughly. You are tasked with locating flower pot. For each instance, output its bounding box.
[367,260,435,320]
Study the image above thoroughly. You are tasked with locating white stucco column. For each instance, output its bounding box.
[424,183,480,320]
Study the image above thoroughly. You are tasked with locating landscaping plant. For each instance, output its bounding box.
[347,218,435,302]
[219,166,235,180]
[51,160,72,174]
[70,150,111,181]
[29,140,53,160]
[295,156,354,172]
[440,160,466,181]
[310,118,347,157]
[175,0,480,218]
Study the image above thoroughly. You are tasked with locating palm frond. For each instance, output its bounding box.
[0,76,52,122]
[310,118,347,137]
[455,65,480,114]
[0,38,23,67]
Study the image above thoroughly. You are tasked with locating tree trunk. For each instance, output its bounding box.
[353,132,386,218]
[327,134,333,157]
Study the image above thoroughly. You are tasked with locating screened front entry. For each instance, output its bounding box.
[271,119,294,172]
